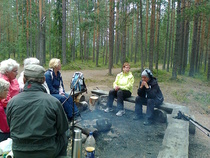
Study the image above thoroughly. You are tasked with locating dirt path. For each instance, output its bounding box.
[60,68,210,157]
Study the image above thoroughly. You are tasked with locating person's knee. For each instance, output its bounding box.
[109,89,115,95]
[117,90,123,96]
[147,99,155,106]
[135,96,141,102]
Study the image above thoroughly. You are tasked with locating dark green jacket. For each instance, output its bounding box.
[6,81,69,151]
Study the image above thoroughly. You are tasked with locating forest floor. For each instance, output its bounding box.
[61,67,210,158]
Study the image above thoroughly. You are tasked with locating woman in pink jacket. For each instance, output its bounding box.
[0,58,20,109]
[0,78,10,142]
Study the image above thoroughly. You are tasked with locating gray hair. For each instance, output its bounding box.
[23,57,40,67]
[0,78,10,93]
[24,76,45,84]
[0,58,20,74]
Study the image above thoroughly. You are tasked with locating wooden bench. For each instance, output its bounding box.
[91,89,168,110]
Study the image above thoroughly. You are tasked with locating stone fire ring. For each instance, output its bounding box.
[157,102,195,158]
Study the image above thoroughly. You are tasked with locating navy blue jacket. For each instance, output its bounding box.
[45,69,65,94]
[137,77,164,102]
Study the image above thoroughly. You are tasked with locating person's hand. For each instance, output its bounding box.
[115,86,120,91]
[59,92,65,96]
[140,81,149,89]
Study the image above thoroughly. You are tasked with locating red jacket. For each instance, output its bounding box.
[0,74,20,108]
[0,106,10,133]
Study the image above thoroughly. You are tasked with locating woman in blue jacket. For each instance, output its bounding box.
[45,58,79,121]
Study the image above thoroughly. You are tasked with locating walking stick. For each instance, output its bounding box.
[177,111,210,137]
[61,75,82,157]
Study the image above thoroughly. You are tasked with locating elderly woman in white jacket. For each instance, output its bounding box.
[18,57,50,94]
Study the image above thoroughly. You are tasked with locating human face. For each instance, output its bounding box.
[141,76,150,83]
[123,66,130,74]
[57,62,61,71]
[0,89,9,99]
[6,67,18,81]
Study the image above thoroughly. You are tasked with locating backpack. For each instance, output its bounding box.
[70,72,86,92]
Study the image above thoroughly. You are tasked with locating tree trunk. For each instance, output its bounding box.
[163,0,170,70]
[189,0,199,77]
[26,0,30,57]
[62,0,66,64]
[178,0,185,74]
[108,0,114,75]
[134,3,139,64]
[121,0,127,66]
[38,0,45,65]
[96,0,100,67]
[130,4,134,62]
[207,17,210,80]
[170,0,175,68]
[149,0,156,71]
[145,0,149,64]
[172,0,181,79]
[115,0,120,64]
[195,16,201,72]
[155,0,161,70]
[140,0,144,71]
[182,0,190,74]
[199,0,206,70]
[77,0,83,61]
[167,0,174,72]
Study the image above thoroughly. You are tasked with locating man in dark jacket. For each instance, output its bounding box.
[133,69,164,125]
[6,64,69,158]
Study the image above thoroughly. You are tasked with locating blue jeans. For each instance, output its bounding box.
[51,93,79,119]
[135,96,163,119]
[107,89,131,110]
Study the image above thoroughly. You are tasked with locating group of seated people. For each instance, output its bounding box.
[0,57,78,157]
[104,62,164,126]
[0,58,163,158]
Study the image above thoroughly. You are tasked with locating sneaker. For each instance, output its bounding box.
[133,114,143,120]
[143,119,153,126]
[104,107,114,113]
[116,110,125,116]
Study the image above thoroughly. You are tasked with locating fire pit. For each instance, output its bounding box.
[72,103,166,158]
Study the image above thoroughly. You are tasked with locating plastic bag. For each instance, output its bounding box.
[0,138,12,155]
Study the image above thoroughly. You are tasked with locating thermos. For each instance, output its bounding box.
[73,129,82,158]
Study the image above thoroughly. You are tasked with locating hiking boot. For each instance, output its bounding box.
[104,107,114,113]
[143,119,153,126]
[116,110,125,116]
[133,114,143,120]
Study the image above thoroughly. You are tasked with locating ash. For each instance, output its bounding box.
[69,102,166,158]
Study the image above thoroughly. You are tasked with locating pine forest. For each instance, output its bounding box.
[0,0,209,79]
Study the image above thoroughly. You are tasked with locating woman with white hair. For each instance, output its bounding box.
[45,58,79,121]
[18,57,40,90]
[0,78,10,142]
[0,58,20,108]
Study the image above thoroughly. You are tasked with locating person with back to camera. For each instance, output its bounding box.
[0,58,20,109]
[45,58,79,121]
[18,57,50,93]
[6,64,69,158]
[0,78,10,142]
[133,69,164,125]
[104,62,134,116]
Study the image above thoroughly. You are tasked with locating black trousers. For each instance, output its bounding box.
[135,96,163,119]
[107,89,131,110]
[0,132,10,142]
